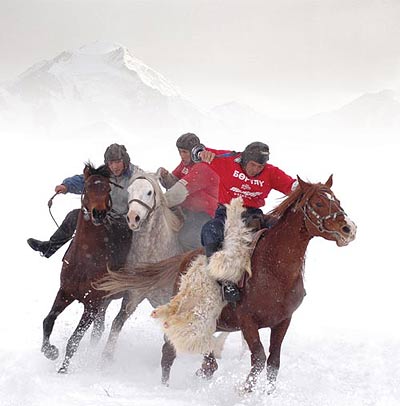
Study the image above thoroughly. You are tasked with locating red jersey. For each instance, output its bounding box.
[172,161,219,216]
[206,148,295,208]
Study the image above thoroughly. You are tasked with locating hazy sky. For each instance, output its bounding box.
[1,0,400,117]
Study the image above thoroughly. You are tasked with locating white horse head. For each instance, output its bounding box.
[126,172,182,233]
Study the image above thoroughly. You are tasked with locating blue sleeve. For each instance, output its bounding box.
[62,174,85,194]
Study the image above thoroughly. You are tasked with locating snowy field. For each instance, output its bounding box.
[0,132,399,406]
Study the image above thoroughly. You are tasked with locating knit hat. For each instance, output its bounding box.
[104,144,130,167]
[241,142,270,166]
[176,133,201,151]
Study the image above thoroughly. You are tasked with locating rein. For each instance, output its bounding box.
[47,192,61,228]
[127,176,157,215]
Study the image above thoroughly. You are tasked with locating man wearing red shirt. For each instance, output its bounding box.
[159,133,219,251]
[198,141,297,302]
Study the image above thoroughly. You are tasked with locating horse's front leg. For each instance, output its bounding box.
[91,300,110,345]
[266,317,292,391]
[42,289,73,361]
[161,336,176,385]
[58,305,98,373]
[102,292,142,362]
[240,319,266,393]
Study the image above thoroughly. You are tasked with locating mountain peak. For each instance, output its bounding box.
[75,41,123,56]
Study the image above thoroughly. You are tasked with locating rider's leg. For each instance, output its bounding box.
[27,209,79,258]
[201,206,240,303]
[107,217,132,269]
[178,209,211,252]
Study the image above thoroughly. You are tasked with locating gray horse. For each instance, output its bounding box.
[101,171,186,359]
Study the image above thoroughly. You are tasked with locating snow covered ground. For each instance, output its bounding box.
[1,131,399,406]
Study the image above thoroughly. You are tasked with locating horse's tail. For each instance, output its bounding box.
[93,250,200,297]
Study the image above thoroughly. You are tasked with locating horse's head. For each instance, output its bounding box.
[126,174,158,230]
[296,175,357,246]
[82,163,112,226]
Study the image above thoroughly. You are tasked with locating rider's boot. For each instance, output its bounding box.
[219,280,241,303]
[27,237,68,258]
[204,242,241,303]
[27,209,79,258]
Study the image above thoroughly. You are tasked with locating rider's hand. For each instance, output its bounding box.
[199,150,215,163]
[158,167,169,178]
[55,184,67,194]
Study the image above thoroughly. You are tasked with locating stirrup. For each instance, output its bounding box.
[220,281,240,303]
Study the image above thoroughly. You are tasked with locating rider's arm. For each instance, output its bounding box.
[60,174,85,194]
[163,180,189,208]
[269,165,296,196]
[158,167,179,189]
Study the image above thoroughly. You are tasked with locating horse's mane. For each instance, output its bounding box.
[268,181,330,219]
[84,162,111,178]
[128,171,182,232]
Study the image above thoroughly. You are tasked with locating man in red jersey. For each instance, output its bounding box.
[158,133,219,251]
[198,141,297,302]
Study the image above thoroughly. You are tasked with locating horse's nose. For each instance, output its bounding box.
[342,225,351,234]
[127,211,141,229]
[92,208,107,223]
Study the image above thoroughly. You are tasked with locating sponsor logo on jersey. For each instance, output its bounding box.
[233,170,264,187]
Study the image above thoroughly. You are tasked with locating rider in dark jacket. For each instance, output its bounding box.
[27,144,142,266]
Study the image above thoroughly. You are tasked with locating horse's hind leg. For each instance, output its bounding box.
[161,336,176,385]
[91,300,110,345]
[58,305,98,373]
[42,289,73,361]
[102,293,142,361]
[195,352,218,379]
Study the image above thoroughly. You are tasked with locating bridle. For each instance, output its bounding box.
[302,190,347,236]
[81,177,116,221]
[127,176,157,215]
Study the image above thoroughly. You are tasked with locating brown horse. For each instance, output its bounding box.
[41,163,120,373]
[99,175,356,392]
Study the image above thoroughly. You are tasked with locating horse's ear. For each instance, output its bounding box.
[83,164,90,180]
[325,174,333,188]
[296,175,309,191]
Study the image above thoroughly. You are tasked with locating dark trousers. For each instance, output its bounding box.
[201,205,264,257]
[52,209,132,268]
[106,217,132,269]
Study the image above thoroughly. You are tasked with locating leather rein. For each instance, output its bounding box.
[127,176,156,215]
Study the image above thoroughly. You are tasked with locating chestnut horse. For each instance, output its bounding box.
[41,163,118,373]
[100,175,356,392]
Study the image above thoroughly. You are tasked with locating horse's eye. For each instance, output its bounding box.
[147,191,152,196]
[316,202,323,208]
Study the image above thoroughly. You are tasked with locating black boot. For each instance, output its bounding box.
[27,209,79,258]
[220,280,241,303]
[204,242,221,258]
[27,238,66,258]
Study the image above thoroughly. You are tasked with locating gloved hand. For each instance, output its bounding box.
[157,167,179,189]
[242,211,266,231]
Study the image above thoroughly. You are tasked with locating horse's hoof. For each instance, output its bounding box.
[57,366,68,374]
[101,351,114,365]
[266,381,276,395]
[195,368,213,380]
[236,381,254,396]
[42,345,59,361]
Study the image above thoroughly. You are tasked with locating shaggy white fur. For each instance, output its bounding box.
[151,197,253,355]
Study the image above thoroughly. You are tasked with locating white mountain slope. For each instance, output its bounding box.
[1,41,211,136]
[308,89,400,131]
